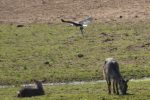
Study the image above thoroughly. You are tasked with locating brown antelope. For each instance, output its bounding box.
[17,80,45,97]
[103,58,129,95]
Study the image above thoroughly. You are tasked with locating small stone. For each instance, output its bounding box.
[77,54,84,58]
[44,61,49,65]
[16,24,24,27]
[119,16,123,18]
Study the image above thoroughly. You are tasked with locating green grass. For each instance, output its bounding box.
[0,80,150,100]
[0,22,150,85]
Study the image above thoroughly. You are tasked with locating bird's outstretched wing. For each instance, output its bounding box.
[61,17,93,37]
[61,19,81,26]
[79,17,93,26]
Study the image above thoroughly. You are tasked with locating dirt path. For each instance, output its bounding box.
[0,0,150,24]
[0,77,150,89]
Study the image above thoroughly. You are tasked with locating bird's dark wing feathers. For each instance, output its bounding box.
[79,17,93,26]
[61,19,81,26]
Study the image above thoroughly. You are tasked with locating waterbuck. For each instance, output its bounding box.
[17,80,45,97]
[103,58,129,95]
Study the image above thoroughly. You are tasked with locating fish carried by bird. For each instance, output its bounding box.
[61,17,93,36]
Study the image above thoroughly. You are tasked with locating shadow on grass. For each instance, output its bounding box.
[127,93,134,95]
[124,93,134,95]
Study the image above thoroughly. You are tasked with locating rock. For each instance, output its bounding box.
[77,54,84,58]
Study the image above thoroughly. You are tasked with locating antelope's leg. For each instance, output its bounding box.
[113,80,116,94]
[106,79,111,94]
[116,82,119,95]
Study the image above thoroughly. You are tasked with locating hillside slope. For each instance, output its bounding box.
[0,0,150,23]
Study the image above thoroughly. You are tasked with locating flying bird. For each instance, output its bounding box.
[61,17,93,36]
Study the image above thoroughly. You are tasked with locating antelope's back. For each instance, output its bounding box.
[104,58,120,78]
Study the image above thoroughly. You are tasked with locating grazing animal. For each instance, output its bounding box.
[17,80,45,97]
[103,58,129,95]
[61,17,93,36]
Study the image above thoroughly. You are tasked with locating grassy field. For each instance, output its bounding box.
[0,80,150,100]
[0,22,150,85]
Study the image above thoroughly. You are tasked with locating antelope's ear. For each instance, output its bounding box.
[104,61,106,64]
[42,80,46,83]
[103,61,107,66]
[125,79,129,83]
[32,79,38,83]
[41,78,47,83]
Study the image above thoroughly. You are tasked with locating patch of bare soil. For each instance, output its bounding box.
[0,0,150,24]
